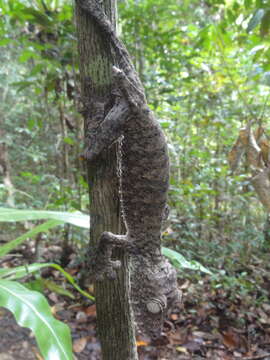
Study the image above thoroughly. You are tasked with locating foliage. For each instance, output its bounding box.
[0,207,89,227]
[0,279,73,360]
[162,247,213,275]
[0,209,92,358]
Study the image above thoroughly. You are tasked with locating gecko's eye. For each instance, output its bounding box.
[146,295,167,314]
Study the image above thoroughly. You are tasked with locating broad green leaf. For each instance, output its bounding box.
[0,220,62,257]
[0,262,95,301]
[162,247,213,275]
[0,280,73,360]
[247,9,265,33]
[0,208,90,228]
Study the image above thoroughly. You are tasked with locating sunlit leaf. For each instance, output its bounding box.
[0,280,73,360]
[0,208,90,228]
[162,247,213,275]
[0,262,94,301]
[0,220,62,257]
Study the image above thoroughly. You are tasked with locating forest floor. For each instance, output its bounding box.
[1,243,270,360]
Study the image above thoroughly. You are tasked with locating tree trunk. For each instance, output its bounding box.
[263,212,270,248]
[0,128,14,207]
[75,2,138,360]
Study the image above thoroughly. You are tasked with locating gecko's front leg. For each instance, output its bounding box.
[82,97,129,162]
[84,96,130,281]
[90,232,134,281]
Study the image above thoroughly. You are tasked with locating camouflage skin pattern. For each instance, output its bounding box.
[77,0,181,338]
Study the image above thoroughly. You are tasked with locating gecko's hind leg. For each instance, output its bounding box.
[91,232,131,281]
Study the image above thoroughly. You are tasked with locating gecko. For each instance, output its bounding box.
[76,0,181,338]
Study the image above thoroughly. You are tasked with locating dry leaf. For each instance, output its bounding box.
[254,125,264,141]
[251,168,270,211]
[33,348,43,360]
[239,128,250,146]
[85,304,96,316]
[73,337,88,353]
[222,330,239,350]
[136,334,151,347]
[176,346,188,354]
[136,340,149,347]
[76,311,88,323]
[228,136,245,171]
[170,313,179,321]
[259,138,270,165]
[246,130,262,168]
[51,303,64,316]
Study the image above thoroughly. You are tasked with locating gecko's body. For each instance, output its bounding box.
[121,108,169,254]
[77,0,180,338]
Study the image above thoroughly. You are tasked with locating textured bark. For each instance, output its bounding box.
[75,2,138,360]
[76,0,180,340]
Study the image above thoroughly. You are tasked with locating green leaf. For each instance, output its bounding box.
[43,279,75,299]
[244,0,252,9]
[27,118,36,130]
[0,280,73,360]
[162,247,213,275]
[0,38,11,46]
[19,50,39,63]
[30,63,45,76]
[0,207,90,228]
[25,278,45,293]
[0,263,95,301]
[260,9,270,37]
[63,137,75,145]
[247,9,265,33]
[48,263,95,301]
[21,7,52,27]
[11,80,34,92]
[0,220,62,257]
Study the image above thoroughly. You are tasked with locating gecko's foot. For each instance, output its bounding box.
[89,256,121,282]
[89,231,127,282]
[94,259,122,281]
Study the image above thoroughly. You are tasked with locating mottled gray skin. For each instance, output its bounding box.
[77,0,181,338]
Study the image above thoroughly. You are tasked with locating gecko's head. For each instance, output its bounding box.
[131,255,181,340]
